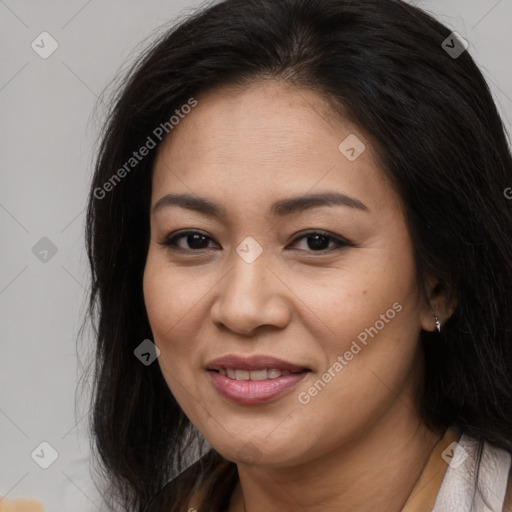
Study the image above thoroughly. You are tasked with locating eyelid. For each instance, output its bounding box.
[158,229,353,252]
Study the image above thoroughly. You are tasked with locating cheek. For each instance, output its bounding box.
[142,252,207,416]
[142,249,205,356]
[295,240,423,410]
[304,244,420,357]
[302,256,421,407]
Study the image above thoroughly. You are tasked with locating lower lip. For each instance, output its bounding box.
[208,370,308,404]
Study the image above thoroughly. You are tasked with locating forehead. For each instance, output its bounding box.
[154,80,357,171]
[151,80,396,216]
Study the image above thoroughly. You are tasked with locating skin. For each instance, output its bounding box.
[142,80,454,512]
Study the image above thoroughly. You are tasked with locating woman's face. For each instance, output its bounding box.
[143,80,436,467]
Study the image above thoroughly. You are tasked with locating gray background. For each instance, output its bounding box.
[1,0,511,510]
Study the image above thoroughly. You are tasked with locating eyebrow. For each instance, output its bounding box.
[152,191,369,218]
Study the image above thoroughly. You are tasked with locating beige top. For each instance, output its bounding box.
[401,426,462,512]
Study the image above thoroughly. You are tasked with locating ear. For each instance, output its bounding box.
[419,276,457,332]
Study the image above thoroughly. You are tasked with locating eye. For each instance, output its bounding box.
[289,230,351,252]
[159,230,218,251]
[159,229,352,253]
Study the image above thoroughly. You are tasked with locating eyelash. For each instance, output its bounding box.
[158,230,352,254]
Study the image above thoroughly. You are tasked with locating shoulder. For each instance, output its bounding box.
[433,433,512,512]
[468,434,512,512]
[480,437,512,512]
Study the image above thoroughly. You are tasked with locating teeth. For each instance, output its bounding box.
[218,368,295,380]
[268,368,282,379]
[248,369,267,381]
[235,369,250,380]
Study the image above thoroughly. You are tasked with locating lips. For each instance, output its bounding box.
[206,354,310,404]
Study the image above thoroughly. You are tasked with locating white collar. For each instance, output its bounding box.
[433,433,511,512]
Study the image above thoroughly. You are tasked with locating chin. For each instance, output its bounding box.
[209,432,310,468]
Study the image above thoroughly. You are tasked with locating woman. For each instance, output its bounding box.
[85,0,512,510]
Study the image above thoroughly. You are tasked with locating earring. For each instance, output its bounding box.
[434,315,441,332]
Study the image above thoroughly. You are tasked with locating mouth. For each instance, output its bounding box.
[206,354,310,373]
[206,355,310,404]
[214,368,301,380]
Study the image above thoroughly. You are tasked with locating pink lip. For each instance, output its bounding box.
[208,370,308,404]
[206,354,308,372]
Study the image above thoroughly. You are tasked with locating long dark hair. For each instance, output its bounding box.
[84,0,512,510]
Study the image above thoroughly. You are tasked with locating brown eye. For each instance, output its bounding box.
[289,231,352,252]
[159,231,217,251]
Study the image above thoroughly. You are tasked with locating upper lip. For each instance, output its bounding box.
[206,355,309,372]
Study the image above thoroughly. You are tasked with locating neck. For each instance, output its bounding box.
[230,410,444,512]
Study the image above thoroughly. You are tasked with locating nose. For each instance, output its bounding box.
[209,249,292,336]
